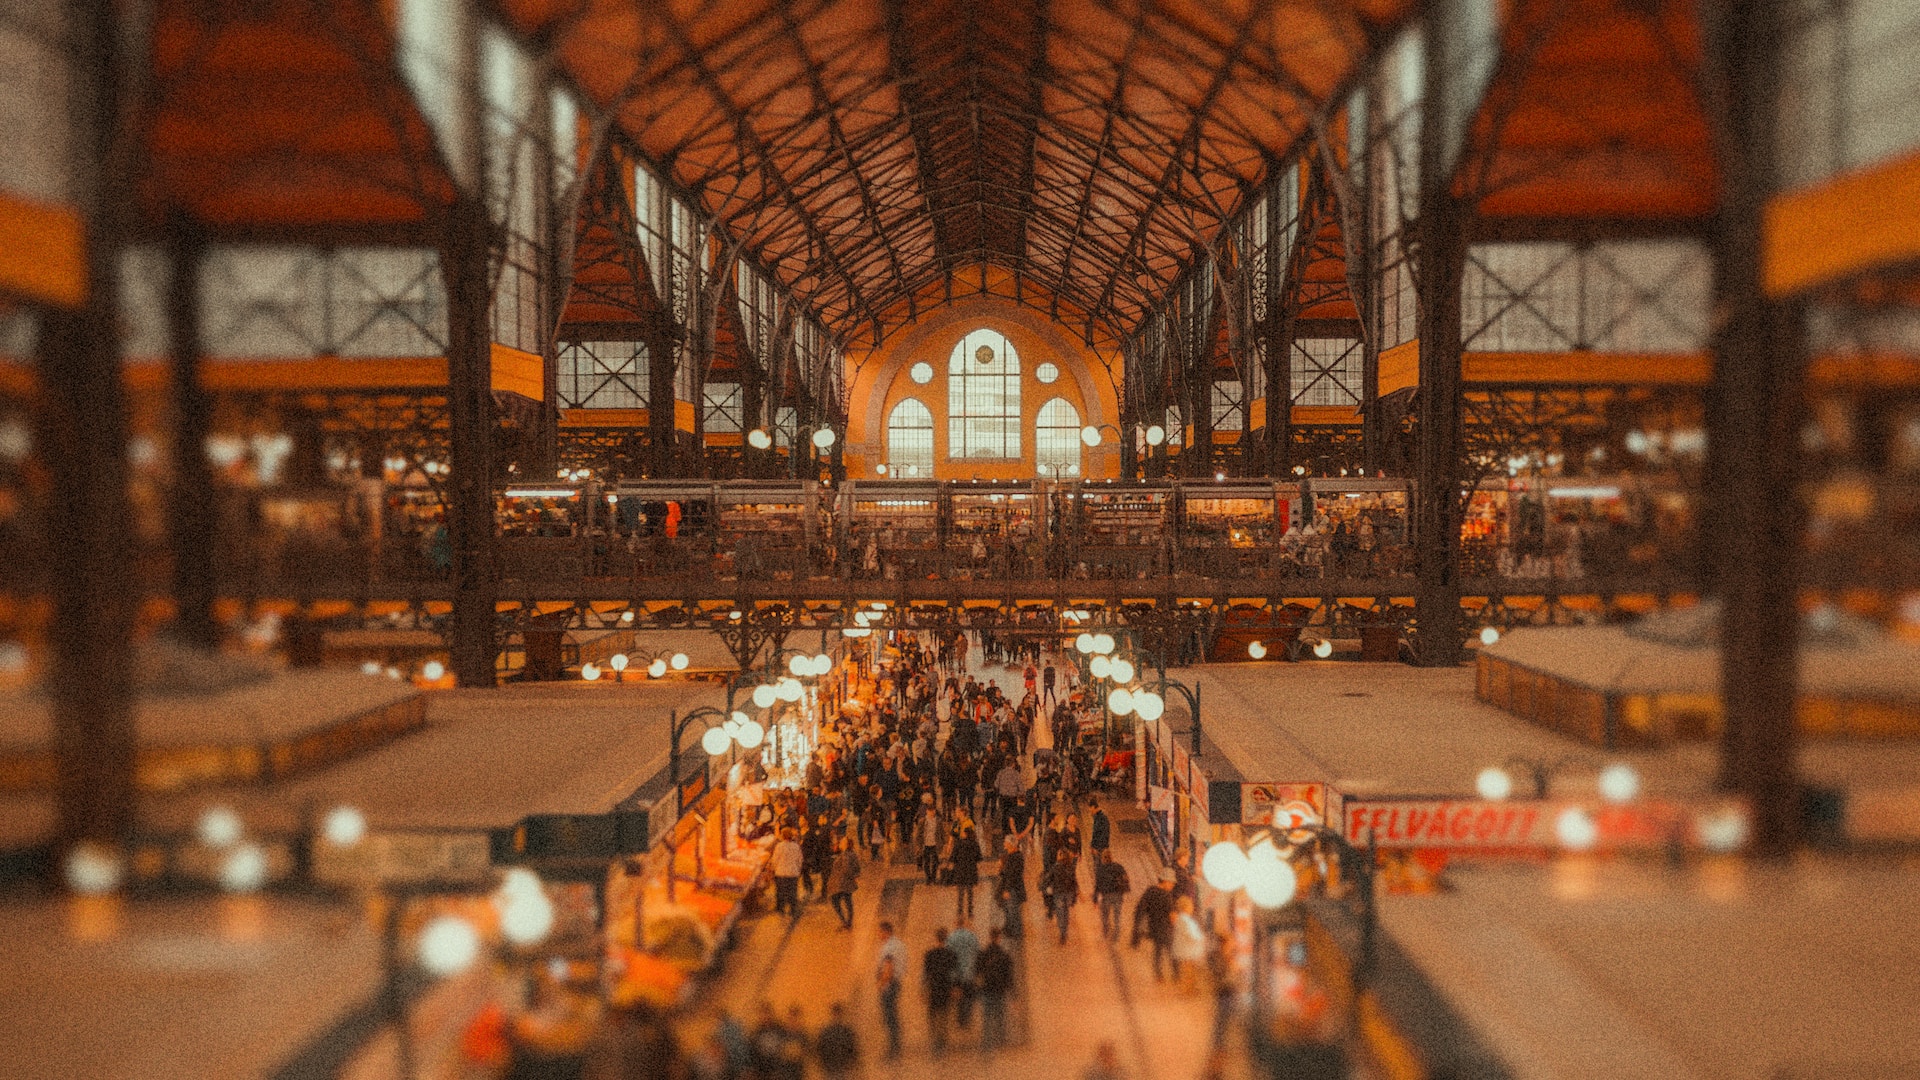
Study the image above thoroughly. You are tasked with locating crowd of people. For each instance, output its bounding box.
[650,626,1245,1080]
[691,626,1244,1068]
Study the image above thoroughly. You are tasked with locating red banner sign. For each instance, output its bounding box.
[1343,797,1738,852]
[1344,800,1549,848]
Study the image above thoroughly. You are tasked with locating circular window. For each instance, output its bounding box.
[910,361,934,384]
[1035,362,1060,384]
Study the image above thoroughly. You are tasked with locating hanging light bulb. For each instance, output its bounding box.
[1598,763,1640,804]
[1081,426,1103,448]
[1075,633,1096,654]
[1480,626,1501,646]
[789,654,810,677]
[417,915,482,976]
[1248,641,1267,660]
[648,658,669,679]
[1312,639,1334,659]
[608,654,629,673]
[778,677,804,702]
[1089,655,1112,679]
[752,684,778,709]
[748,429,773,450]
[1476,766,1514,801]
[812,428,836,450]
[1132,690,1165,722]
[1107,687,1135,715]
[1093,633,1115,655]
[1202,841,1249,892]
[702,726,732,756]
[670,652,689,671]
[1146,425,1166,447]
[736,719,766,749]
[1109,658,1135,684]
[1243,840,1298,909]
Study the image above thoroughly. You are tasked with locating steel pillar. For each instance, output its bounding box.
[164,217,218,649]
[1704,0,1803,857]
[37,0,139,848]
[1411,36,1469,667]
[444,196,499,687]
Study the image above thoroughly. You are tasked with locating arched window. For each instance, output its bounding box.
[887,398,935,478]
[948,328,1020,459]
[1035,397,1082,478]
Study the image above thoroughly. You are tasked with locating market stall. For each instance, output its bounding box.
[1070,482,1173,579]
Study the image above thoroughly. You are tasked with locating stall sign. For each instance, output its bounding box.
[1344,798,1738,852]
[1242,782,1326,827]
[1343,799,1550,849]
[313,828,493,886]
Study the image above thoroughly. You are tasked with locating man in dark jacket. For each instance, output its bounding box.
[1040,850,1079,944]
[1093,850,1131,941]
[922,928,959,1055]
[1088,797,1111,856]
[976,930,1015,1052]
[1131,869,1178,981]
[949,823,983,920]
[996,835,1026,939]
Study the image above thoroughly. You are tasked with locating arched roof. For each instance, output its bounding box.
[499,0,1412,346]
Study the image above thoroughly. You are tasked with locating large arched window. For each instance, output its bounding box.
[1035,397,1082,478]
[948,329,1020,459]
[887,398,935,478]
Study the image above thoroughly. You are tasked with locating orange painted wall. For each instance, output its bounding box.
[843,296,1122,480]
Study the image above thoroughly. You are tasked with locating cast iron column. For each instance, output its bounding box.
[444,194,499,687]
[1411,31,1468,667]
[1266,169,1294,475]
[1704,0,1803,857]
[165,217,218,648]
[37,0,138,848]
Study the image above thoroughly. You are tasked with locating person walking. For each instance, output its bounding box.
[1087,797,1111,858]
[994,760,1025,830]
[814,1002,861,1080]
[976,929,1014,1052]
[1042,661,1057,706]
[1171,895,1208,989]
[996,834,1027,939]
[948,822,983,920]
[1093,850,1131,941]
[1040,850,1079,945]
[916,794,944,885]
[947,915,981,1030]
[922,928,959,1055]
[824,838,860,930]
[876,921,906,1058]
[1131,869,1178,981]
[861,788,888,862]
[772,828,804,920]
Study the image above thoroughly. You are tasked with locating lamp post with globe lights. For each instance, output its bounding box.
[667,706,765,820]
[620,647,691,682]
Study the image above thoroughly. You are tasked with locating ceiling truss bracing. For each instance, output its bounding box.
[507,0,1410,348]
